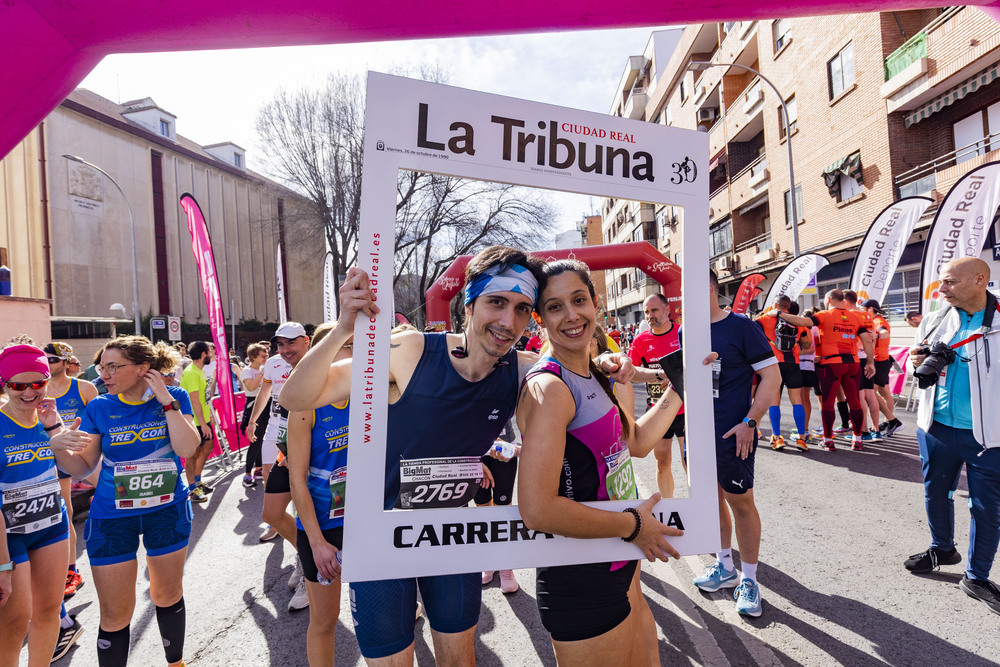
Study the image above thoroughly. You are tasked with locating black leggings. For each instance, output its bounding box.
[474,456,517,505]
[242,397,270,474]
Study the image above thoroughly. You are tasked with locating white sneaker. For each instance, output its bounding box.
[259,525,278,542]
[482,571,495,585]
[288,556,303,590]
[288,578,309,611]
[499,569,519,594]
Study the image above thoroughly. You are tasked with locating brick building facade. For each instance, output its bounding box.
[603,9,1000,328]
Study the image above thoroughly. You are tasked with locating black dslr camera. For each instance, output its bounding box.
[913,341,957,389]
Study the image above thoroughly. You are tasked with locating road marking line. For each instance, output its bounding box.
[635,475,782,666]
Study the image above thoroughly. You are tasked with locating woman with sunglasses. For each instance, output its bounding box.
[52,336,200,667]
[517,261,689,666]
[0,343,92,666]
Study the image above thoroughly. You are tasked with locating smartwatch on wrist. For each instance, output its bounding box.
[161,400,182,412]
[743,417,757,429]
[0,561,15,573]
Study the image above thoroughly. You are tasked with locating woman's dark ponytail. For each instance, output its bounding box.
[589,358,630,439]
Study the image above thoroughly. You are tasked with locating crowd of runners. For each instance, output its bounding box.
[1,246,998,666]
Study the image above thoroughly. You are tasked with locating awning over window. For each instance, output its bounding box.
[709,148,726,172]
[822,152,862,198]
[905,63,1000,128]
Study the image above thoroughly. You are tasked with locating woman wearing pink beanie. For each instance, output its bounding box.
[0,344,91,666]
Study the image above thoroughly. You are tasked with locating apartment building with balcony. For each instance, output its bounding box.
[606,9,1000,321]
[602,29,685,325]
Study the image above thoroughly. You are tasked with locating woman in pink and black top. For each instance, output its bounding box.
[517,260,688,665]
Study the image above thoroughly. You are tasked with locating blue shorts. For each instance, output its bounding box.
[7,510,70,564]
[716,432,756,495]
[350,573,481,659]
[84,500,193,566]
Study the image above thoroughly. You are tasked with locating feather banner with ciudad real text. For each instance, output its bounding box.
[762,253,830,311]
[919,162,1000,313]
[850,196,932,306]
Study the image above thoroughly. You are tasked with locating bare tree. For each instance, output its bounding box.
[394,173,556,326]
[255,73,365,301]
[256,69,558,327]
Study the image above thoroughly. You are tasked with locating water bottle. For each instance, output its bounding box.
[493,441,517,460]
[318,550,342,586]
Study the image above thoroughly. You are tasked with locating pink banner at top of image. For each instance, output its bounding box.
[179,193,237,439]
[732,273,765,314]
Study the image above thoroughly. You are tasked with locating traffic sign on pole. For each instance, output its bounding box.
[150,317,166,330]
[167,316,182,342]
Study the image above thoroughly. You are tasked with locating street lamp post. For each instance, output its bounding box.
[688,61,800,258]
[62,154,143,333]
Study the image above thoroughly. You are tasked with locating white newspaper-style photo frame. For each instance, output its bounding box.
[343,72,714,582]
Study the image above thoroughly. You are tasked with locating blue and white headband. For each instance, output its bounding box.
[464,264,538,306]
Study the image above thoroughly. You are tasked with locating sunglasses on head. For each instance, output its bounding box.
[4,380,48,391]
[47,356,64,363]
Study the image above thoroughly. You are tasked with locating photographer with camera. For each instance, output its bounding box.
[905,257,1000,616]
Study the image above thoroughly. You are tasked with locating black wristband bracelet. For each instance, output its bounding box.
[43,423,61,432]
[622,507,642,543]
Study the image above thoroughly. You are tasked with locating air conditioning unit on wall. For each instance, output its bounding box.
[697,108,718,124]
[718,255,734,271]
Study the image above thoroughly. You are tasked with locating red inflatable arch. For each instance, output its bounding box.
[425,242,682,330]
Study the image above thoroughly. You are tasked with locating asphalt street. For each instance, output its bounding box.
[36,388,1000,666]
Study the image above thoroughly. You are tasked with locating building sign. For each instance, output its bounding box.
[67,164,103,214]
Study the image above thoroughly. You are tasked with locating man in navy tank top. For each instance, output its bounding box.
[282,245,637,665]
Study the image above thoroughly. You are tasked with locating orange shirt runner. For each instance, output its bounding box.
[808,308,867,364]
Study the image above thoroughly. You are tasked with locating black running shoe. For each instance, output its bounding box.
[198,481,214,494]
[52,615,84,662]
[885,419,905,437]
[904,547,962,573]
[959,576,1000,615]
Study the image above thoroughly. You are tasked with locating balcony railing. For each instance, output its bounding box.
[884,33,926,82]
[735,232,772,254]
[883,7,964,81]
[732,154,767,182]
[741,79,764,115]
[895,129,1000,197]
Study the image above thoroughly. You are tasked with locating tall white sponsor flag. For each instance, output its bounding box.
[276,242,288,323]
[323,249,337,323]
[850,196,933,305]
[763,253,830,309]
[920,162,1000,314]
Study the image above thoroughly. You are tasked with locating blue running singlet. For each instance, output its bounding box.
[78,386,194,518]
[297,400,349,531]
